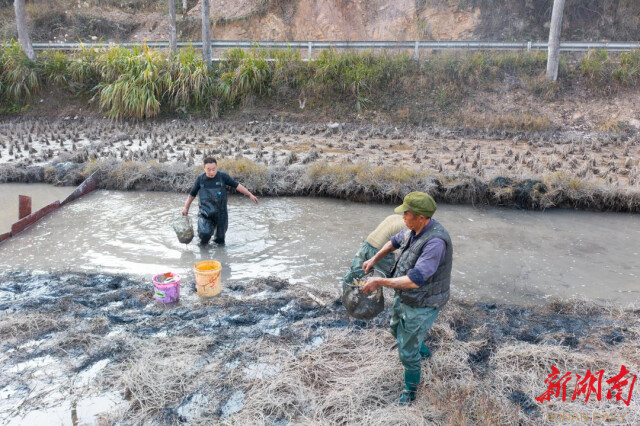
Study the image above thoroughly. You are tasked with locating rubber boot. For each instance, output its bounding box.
[420,341,431,359]
[397,371,420,404]
[198,234,211,245]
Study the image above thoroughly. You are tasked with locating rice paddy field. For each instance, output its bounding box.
[1,45,640,425]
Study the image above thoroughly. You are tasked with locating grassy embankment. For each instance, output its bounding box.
[3,41,640,120]
[1,153,639,212]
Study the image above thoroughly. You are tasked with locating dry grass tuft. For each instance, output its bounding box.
[0,313,68,342]
[542,171,640,211]
[0,164,41,183]
[221,329,444,425]
[103,336,214,422]
[304,162,440,202]
[464,113,554,132]
[207,298,640,424]
[82,159,199,192]
[598,119,625,133]
[218,157,269,191]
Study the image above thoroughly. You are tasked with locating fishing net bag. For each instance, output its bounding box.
[172,215,194,244]
[342,269,386,320]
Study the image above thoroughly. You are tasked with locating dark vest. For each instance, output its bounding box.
[393,219,453,308]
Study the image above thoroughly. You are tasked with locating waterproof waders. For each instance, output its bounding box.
[342,241,396,284]
[198,186,229,245]
[389,294,440,404]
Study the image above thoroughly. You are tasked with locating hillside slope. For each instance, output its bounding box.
[1,0,639,43]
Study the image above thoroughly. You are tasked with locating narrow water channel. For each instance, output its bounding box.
[0,187,638,305]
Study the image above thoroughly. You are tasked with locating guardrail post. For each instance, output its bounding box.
[19,195,31,219]
[308,41,313,61]
[527,41,532,52]
[414,40,419,61]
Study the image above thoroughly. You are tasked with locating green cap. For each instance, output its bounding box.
[394,192,437,218]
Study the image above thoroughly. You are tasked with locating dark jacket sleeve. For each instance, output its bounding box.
[189,174,202,197]
[222,172,239,189]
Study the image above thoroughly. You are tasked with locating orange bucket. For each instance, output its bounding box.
[194,260,222,297]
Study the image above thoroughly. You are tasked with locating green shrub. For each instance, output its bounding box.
[232,49,271,99]
[613,50,640,86]
[166,46,216,111]
[219,47,246,74]
[0,41,41,103]
[580,49,612,92]
[310,49,412,111]
[67,44,102,92]
[271,47,307,91]
[40,51,70,86]
[95,44,166,119]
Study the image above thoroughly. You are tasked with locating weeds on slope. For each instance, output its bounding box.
[0,41,41,112]
[7,43,640,122]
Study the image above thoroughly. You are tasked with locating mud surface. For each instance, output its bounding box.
[1,118,638,190]
[0,270,333,424]
[1,270,638,424]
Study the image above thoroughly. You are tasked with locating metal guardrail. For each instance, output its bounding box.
[25,40,640,60]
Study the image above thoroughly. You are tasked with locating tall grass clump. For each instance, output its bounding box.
[613,49,640,86]
[40,50,71,86]
[67,44,103,93]
[580,49,613,93]
[492,50,547,74]
[270,47,309,92]
[0,41,41,104]
[311,49,413,111]
[165,46,216,113]
[217,47,272,106]
[422,51,547,91]
[95,44,166,119]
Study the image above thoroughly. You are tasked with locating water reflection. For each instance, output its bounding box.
[0,188,639,305]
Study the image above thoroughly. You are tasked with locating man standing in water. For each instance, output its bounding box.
[182,157,259,245]
[361,191,452,404]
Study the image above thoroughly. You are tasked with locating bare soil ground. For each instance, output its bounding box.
[5,0,638,44]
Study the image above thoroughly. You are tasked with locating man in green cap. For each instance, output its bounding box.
[362,191,453,404]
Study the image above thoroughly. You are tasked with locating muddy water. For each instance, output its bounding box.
[0,187,638,305]
[0,184,75,233]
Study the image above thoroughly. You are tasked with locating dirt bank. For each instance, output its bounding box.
[1,117,639,212]
[3,0,640,43]
[1,270,638,424]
